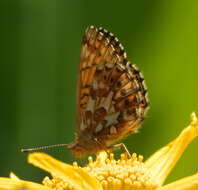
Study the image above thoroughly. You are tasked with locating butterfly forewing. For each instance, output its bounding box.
[69,26,148,157]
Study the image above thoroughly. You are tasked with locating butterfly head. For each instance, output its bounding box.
[67,140,86,158]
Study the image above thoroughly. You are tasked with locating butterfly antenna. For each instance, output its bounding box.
[21,144,68,153]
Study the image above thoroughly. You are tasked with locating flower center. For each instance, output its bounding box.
[83,152,157,190]
[43,152,158,190]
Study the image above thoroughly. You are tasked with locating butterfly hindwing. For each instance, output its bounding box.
[77,26,148,147]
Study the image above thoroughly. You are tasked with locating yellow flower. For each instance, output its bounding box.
[0,112,198,190]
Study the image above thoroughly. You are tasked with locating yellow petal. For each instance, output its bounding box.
[145,112,198,186]
[157,173,198,190]
[0,177,51,190]
[28,152,103,190]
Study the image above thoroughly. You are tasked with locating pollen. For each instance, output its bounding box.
[83,151,157,190]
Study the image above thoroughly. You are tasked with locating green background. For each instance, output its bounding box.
[1,0,198,185]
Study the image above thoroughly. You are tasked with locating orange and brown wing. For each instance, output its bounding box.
[77,26,148,146]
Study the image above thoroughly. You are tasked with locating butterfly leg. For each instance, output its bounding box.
[108,143,131,158]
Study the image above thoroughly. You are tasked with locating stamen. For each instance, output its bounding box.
[43,176,74,190]
[72,162,78,167]
[83,152,157,190]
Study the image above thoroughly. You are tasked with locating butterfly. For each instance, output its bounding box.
[21,26,148,157]
[67,26,149,158]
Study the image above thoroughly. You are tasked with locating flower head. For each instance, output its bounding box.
[0,112,198,190]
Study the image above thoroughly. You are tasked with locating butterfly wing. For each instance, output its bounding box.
[77,26,148,147]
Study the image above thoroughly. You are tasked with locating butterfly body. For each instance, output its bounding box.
[68,26,148,158]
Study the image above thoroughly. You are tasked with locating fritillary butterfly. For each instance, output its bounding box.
[67,26,149,157]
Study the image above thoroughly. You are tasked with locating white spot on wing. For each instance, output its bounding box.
[99,91,114,111]
[110,126,117,134]
[93,79,98,90]
[80,120,87,131]
[95,123,103,133]
[136,107,144,117]
[104,111,120,127]
[133,79,139,89]
[86,97,95,112]
[136,92,142,103]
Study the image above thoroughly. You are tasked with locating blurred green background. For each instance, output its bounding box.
[1,0,198,185]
